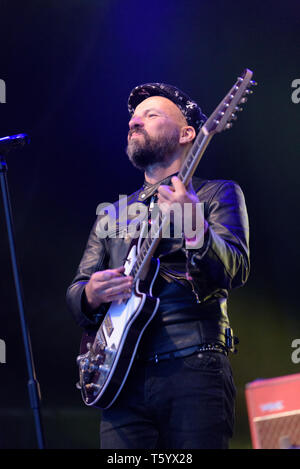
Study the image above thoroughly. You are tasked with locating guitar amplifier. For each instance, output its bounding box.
[245,373,300,449]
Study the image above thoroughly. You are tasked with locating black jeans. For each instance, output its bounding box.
[100,351,236,449]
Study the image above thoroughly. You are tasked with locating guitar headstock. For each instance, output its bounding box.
[203,69,256,135]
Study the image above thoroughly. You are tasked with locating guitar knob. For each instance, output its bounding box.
[105,346,116,357]
[85,383,101,392]
[78,357,89,371]
[104,347,116,365]
[76,354,84,365]
[88,363,99,372]
[99,365,110,375]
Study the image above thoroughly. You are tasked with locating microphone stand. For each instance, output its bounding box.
[0,154,45,449]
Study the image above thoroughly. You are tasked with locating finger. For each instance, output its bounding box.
[103,281,133,297]
[105,266,126,278]
[99,276,133,292]
[112,266,126,273]
[93,267,126,282]
[104,274,132,283]
[106,290,132,303]
[171,176,186,194]
[93,271,116,281]
[116,295,131,305]
[157,193,171,206]
[109,288,132,298]
[157,185,174,201]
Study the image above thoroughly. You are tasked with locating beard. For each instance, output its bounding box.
[126,128,180,171]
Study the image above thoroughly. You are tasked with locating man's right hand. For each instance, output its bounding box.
[85,266,133,309]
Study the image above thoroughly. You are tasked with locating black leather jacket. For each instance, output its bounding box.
[66,175,250,356]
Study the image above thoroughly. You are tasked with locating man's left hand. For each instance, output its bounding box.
[157,176,208,238]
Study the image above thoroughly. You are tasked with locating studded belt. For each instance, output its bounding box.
[138,343,228,364]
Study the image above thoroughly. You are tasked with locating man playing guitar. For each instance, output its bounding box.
[66,81,250,449]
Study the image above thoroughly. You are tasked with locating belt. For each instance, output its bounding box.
[138,343,228,364]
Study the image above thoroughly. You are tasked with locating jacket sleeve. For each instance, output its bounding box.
[185,180,250,294]
[66,218,109,328]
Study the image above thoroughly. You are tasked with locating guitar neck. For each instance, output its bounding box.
[178,126,212,187]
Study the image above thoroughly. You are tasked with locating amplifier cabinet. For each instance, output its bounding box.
[245,373,300,449]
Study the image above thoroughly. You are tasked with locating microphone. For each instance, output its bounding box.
[0,133,30,154]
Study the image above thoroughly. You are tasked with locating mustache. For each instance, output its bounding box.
[128,128,148,139]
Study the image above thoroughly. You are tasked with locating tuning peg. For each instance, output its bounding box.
[240,97,248,104]
[225,123,233,130]
[237,76,243,82]
[250,80,257,86]
[245,89,253,95]
[231,113,237,120]
[235,106,243,112]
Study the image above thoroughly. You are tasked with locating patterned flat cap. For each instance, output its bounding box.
[128,83,206,134]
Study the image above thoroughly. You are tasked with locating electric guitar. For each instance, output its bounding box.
[76,69,256,409]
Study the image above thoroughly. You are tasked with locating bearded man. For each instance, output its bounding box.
[66,83,250,449]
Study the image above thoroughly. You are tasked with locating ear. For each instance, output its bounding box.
[179,125,196,144]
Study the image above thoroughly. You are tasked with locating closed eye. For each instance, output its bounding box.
[145,108,164,119]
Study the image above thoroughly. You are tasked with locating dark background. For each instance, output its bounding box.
[0,0,299,449]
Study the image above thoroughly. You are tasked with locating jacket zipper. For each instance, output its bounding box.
[159,265,202,304]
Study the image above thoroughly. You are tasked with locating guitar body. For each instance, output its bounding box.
[77,241,160,409]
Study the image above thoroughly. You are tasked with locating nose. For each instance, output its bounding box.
[129,115,144,130]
